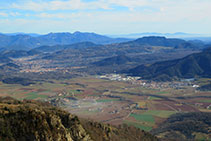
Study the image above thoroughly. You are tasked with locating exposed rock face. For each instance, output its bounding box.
[0,97,92,141]
[0,97,158,141]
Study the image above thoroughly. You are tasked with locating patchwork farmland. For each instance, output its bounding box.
[0,76,211,132]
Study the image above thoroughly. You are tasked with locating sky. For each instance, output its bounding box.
[0,0,211,35]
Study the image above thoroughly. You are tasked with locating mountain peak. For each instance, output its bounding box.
[73,31,82,34]
[46,32,72,36]
[138,36,167,40]
[130,36,185,47]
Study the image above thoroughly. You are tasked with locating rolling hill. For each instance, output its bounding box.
[128,36,185,47]
[151,112,211,140]
[40,36,201,62]
[125,36,204,50]
[109,32,204,39]
[33,41,101,53]
[28,36,204,75]
[128,47,211,81]
[0,50,41,58]
[0,33,204,51]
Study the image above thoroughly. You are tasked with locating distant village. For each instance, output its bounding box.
[97,74,199,89]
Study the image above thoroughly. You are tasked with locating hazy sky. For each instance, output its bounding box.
[0,0,210,34]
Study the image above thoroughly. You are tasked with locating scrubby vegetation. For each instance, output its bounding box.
[0,97,158,141]
[2,77,35,86]
[151,112,211,140]
[198,82,211,91]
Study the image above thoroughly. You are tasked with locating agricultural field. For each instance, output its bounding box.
[0,76,211,132]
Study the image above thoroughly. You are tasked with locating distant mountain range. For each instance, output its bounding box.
[1,31,210,51]
[0,32,131,50]
[32,36,207,76]
[128,36,187,47]
[184,37,211,43]
[91,35,203,67]
[40,36,202,64]
[109,32,211,39]
[1,32,41,37]
[0,36,203,71]
[1,31,211,51]
[128,47,211,81]
[0,35,210,81]
[35,36,199,53]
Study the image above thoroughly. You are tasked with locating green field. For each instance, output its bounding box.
[96,99,120,103]
[123,120,152,131]
[1,76,211,137]
[128,111,177,131]
[24,92,48,100]
[69,90,82,94]
[130,113,155,123]
[155,91,169,95]
[148,96,162,100]
[142,110,177,118]
[199,99,211,103]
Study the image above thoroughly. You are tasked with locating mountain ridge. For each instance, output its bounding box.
[128,47,211,81]
[0,32,131,50]
[109,32,210,39]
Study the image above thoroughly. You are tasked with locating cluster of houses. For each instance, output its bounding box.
[97,74,141,81]
[97,74,200,89]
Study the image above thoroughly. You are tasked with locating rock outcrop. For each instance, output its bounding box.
[0,97,158,141]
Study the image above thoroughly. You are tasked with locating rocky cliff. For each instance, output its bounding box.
[0,97,157,141]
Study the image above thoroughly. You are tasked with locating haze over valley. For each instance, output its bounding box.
[0,0,211,140]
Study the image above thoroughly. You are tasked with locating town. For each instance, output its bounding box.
[97,74,199,90]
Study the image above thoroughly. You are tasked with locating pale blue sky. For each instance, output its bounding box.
[0,0,210,35]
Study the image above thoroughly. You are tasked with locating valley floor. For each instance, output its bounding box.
[1,75,210,139]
